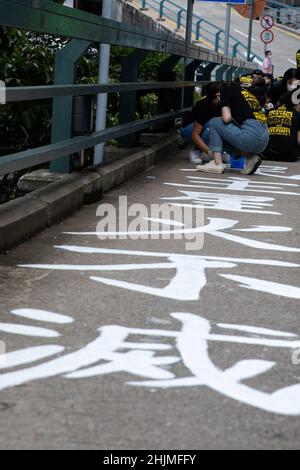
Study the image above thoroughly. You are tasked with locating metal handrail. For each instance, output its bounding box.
[5,81,202,103]
[132,0,263,62]
[0,0,255,175]
[0,109,191,176]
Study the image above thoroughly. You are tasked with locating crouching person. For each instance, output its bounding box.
[197,82,269,174]
[262,91,300,162]
[181,82,223,164]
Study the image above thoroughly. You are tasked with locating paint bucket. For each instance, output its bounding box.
[230,155,245,169]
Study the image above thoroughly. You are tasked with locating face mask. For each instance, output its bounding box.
[287,82,299,92]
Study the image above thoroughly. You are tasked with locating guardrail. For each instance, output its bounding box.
[265,0,300,29]
[126,0,263,63]
[0,0,255,175]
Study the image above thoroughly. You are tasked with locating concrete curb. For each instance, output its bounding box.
[0,133,180,253]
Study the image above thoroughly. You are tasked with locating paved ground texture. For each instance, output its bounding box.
[0,150,300,450]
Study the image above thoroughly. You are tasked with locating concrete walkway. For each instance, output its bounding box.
[0,150,300,449]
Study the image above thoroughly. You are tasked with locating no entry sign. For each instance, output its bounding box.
[260,15,274,29]
[260,29,274,44]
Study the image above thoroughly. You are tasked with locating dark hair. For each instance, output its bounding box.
[278,91,295,111]
[252,76,268,91]
[282,68,299,90]
[248,85,267,107]
[204,81,224,100]
[253,69,263,76]
[265,50,271,56]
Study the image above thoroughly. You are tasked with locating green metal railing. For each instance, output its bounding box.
[128,0,263,63]
[0,0,255,175]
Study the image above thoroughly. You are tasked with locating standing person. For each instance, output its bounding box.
[262,50,274,80]
[262,91,300,162]
[197,82,269,174]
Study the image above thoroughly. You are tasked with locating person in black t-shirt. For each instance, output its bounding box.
[197,82,269,175]
[268,68,300,106]
[186,81,222,163]
[262,92,300,162]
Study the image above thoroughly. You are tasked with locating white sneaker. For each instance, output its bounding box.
[189,149,204,164]
[196,161,225,174]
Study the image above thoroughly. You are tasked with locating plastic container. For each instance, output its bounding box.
[230,155,246,169]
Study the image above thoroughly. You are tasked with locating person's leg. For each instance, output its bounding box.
[200,123,210,146]
[198,118,268,174]
[196,118,227,173]
[180,123,194,144]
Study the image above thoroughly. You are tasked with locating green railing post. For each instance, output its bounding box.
[226,67,238,80]
[184,59,201,108]
[50,39,91,174]
[140,0,148,11]
[215,64,231,81]
[157,0,167,21]
[232,42,241,58]
[195,19,203,42]
[176,8,185,31]
[201,62,218,80]
[215,30,223,53]
[119,49,149,148]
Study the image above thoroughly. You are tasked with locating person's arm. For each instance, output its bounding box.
[192,122,209,153]
[297,130,300,146]
[222,106,232,124]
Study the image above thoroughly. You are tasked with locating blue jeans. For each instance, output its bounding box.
[208,117,269,155]
[180,123,210,146]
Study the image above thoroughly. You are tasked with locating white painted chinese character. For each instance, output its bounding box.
[1,309,300,416]
[164,176,300,196]
[162,190,280,215]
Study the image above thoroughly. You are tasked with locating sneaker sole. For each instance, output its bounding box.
[241,157,262,175]
[196,166,224,174]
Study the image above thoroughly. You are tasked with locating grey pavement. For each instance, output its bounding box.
[0,150,300,449]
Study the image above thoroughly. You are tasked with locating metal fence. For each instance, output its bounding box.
[126,0,264,63]
[0,0,256,174]
[265,0,300,29]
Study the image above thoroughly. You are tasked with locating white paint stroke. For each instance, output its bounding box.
[10,309,73,324]
[62,216,234,237]
[91,257,235,301]
[164,181,300,196]
[221,275,300,299]
[19,263,173,272]
[217,324,297,338]
[144,218,185,227]
[232,225,292,233]
[29,245,300,267]
[0,346,64,370]
[1,312,300,415]
[187,176,299,187]
[0,323,60,338]
[128,313,300,416]
[235,28,256,41]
